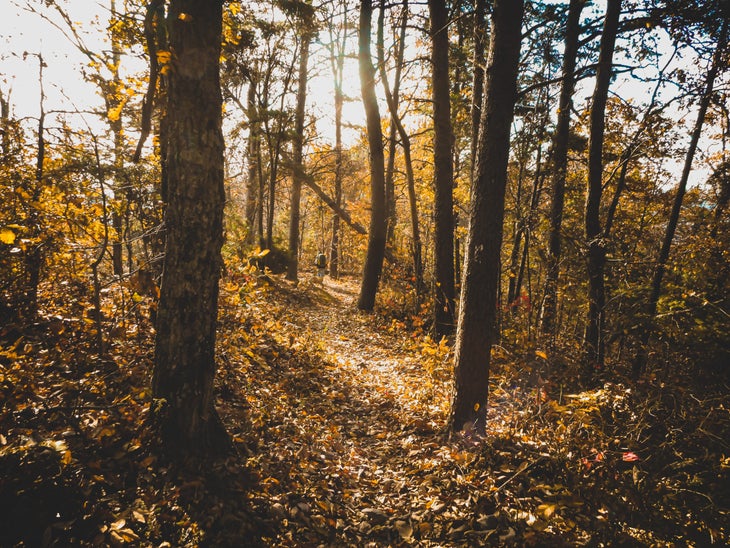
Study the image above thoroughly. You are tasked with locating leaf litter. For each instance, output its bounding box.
[0,270,728,546]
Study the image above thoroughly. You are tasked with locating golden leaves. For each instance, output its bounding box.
[0,228,16,244]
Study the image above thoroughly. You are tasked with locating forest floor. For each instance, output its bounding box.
[1,270,729,546]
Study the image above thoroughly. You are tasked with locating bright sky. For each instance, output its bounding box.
[0,1,723,187]
[0,1,111,123]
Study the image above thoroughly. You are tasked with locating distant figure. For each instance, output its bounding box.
[315,252,327,278]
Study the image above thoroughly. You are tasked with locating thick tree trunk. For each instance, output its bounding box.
[583,0,620,373]
[357,0,388,311]
[152,0,229,453]
[633,24,726,374]
[287,32,311,281]
[429,0,456,339]
[541,0,584,336]
[449,0,524,434]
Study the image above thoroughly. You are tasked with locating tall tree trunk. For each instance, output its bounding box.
[152,0,229,453]
[327,0,348,279]
[541,0,584,335]
[470,0,487,178]
[245,75,260,245]
[330,84,343,277]
[506,153,527,308]
[357,0,388,311]
[110,0,125,276]
[378,1,406,247]
[429,0,456,339]
[263,57,296,251]
[378,0,423,294]
[449,0,524,434]
[26,54,46,321]
[633,23,727,374]
[583,0,621,373]
[287,31,312,281]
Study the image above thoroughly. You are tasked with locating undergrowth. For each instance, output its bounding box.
[0,270,727,546]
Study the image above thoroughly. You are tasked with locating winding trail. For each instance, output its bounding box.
[223,275,469,545]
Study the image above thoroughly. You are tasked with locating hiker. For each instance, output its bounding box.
[315,252,327,278]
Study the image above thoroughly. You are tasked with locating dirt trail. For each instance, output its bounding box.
[229,275,461,545]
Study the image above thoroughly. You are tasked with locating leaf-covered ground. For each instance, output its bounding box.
[1,271,728,546]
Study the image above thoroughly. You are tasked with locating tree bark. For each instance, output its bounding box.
[429,0,456,339]
[449,0,524,434]
[327,0,347,279]
[378,0,423,294]
[245,75,260,245]
[470,0,487,178]
[25,54,46,322]
[287,31,312,281]
[583,0,620,373]
[357,0,388,311]
[633,22,727,374]
[541,0,584,336]
[378,3,403,246]
[152,0,229,453]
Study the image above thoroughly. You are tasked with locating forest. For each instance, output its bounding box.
[0,0,728,546]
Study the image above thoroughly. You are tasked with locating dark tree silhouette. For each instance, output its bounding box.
[151,0,229,453]
[449,0,524,434]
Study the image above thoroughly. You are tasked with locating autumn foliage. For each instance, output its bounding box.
[1,0,729,546]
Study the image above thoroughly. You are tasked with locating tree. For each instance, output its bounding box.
[540,0,585,336]
[449,0,524,434]
[429,0,456,339]
[286,2,316,282]
[583,0,621,373]
[377,0,424,294]
[470,0,487,178]
[633,19,728,373]
[244,73,261,246]
[357,0,388,311]
[151,0,229,452]
[325,0,350,279]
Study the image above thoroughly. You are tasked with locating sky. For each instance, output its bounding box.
[0,1,111,123]
[0,0,723,187]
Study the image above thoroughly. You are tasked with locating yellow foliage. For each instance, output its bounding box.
[0,228,16,244]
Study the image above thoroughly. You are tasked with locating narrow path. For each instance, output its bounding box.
[226,276,471,546]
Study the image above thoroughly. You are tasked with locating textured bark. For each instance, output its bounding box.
[449,0,524,434]
[634,23,726,374]
[152,0,229,453]
[541,0,585,335]
[583,0,621,372]
[357,0,388,311]
[429,0,456,339]
[287,32,311,281]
